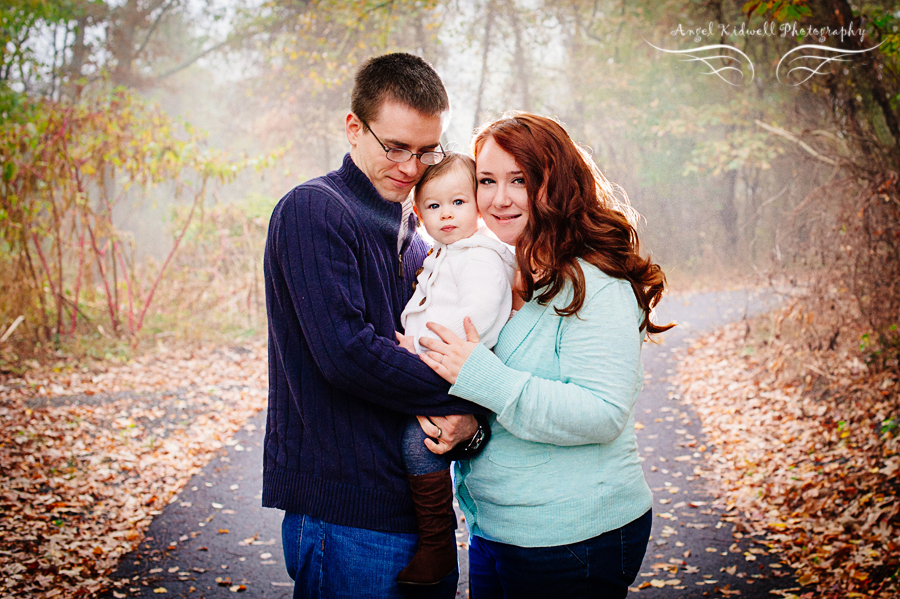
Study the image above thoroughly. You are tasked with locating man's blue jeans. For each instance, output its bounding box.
[282,512,459,598]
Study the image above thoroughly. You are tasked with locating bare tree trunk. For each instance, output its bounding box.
[831,0,900,149]
[473,0,497,130]
[720,167,739,259]
[109,0,139,87]
[66,16,88,98]
[506,0,531,111]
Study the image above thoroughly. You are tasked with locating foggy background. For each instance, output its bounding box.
[3,0,898,349]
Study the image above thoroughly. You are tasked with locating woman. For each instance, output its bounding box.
[416,112,673,598]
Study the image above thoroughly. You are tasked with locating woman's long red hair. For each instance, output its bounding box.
[473,112,673,336]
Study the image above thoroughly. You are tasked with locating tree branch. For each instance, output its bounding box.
[155,38,232,80]
[136,181,207,333]
[134,0,177,61]
[754,120,840,166]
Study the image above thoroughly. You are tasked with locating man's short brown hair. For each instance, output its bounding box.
[351,53,450,128]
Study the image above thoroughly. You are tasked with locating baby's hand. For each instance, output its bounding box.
[395,331,417,353]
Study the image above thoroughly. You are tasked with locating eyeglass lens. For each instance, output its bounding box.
[363,119,443,165]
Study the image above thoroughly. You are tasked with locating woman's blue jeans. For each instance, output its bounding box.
[468,509,652,599]
[282,512,458,599]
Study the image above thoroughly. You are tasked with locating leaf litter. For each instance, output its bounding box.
[0,342,266,598]
[673,305,899,598]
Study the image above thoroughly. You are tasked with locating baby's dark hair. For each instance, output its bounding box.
[413,153,476,205]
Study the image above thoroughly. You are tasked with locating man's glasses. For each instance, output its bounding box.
[360,118,445,166]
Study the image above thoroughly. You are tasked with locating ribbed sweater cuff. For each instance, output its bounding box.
[449,344,528,415]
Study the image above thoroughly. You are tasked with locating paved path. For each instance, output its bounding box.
[633,288,797,597]
[103,288,798,598]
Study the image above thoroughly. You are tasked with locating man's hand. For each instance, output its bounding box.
[416,414,478,455]
[395,331,416,354]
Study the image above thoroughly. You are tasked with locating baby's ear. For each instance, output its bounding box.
[412,204,421,220]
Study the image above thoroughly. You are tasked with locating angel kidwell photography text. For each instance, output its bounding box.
[0,1,898,598]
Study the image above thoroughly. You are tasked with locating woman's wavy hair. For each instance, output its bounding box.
[473,112,673,336]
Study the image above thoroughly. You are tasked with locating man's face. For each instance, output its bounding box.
[346,100,444,203]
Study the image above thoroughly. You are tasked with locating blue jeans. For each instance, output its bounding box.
[468,509,652,599]
[282,512,459,599]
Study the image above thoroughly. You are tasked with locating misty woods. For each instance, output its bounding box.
[1,0,898,364]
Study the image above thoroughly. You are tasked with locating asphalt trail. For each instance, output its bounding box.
[103,288,797,598]
[633,289,797,597]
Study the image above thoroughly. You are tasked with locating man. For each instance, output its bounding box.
[263,53,489,598]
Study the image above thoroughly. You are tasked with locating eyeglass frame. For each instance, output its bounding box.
[359,118,446,166]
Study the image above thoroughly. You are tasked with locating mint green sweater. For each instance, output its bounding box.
[450,262,652,547]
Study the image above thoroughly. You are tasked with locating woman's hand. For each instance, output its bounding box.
[418,316,480,385]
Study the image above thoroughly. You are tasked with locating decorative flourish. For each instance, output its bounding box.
[645,41,755,86]
[776,42,885,86]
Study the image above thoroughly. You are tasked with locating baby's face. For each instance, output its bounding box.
[415,165,479,245]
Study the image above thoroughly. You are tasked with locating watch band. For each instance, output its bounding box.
[444,414,491,461]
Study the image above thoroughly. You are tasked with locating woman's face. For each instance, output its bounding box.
[476,137,530,245]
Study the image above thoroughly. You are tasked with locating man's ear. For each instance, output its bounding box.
[346,112,364,147]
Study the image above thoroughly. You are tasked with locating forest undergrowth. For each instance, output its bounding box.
[675,298,899,598]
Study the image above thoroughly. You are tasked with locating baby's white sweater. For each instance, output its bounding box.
[401,227,517,354]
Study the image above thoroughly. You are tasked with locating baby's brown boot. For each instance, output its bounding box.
[397,469,458,585]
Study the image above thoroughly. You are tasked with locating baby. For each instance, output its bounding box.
[395,153,516,585]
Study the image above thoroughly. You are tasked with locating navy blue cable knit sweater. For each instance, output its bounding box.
[262,154,485,533]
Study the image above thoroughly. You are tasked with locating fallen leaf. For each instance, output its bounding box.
[672,313,900,596]
[0,341,267,596]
